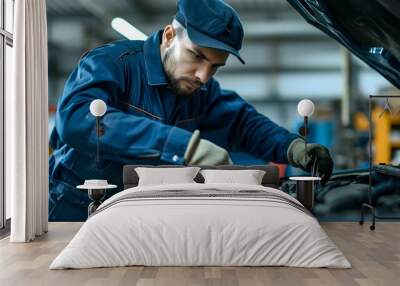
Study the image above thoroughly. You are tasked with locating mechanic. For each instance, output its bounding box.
[49,0,333,221]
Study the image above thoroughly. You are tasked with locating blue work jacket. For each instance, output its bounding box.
[49,30,299,193]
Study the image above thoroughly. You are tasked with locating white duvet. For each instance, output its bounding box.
[50,183,351,269]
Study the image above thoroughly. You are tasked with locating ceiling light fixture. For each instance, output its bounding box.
[111,17,147,41]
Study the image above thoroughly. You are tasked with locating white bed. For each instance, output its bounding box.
[50,183,351,269]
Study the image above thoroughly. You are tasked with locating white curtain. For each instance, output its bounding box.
[8,0,49,242]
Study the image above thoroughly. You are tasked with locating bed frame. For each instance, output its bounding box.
[123,165,280,189]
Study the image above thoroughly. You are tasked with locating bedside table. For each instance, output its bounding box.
[77,180,117,216]
[289,177,321,210]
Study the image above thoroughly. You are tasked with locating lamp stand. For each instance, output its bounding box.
[359,94,400,230]
[304,116,308,160]
[96,116,100,166]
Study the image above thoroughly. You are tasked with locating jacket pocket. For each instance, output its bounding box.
[119,100,162,121]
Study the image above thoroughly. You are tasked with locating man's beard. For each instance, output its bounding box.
[162,47,202,97]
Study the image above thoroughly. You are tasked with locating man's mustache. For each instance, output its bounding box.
[179,76,203,88]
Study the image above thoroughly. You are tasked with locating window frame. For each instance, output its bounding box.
[0,0,13,232]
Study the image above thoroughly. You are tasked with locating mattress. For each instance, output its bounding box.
[50,183,351,269]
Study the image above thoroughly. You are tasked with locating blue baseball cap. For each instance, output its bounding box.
[175,0,245,64]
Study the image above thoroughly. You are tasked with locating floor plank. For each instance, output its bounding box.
[0,222,399,286]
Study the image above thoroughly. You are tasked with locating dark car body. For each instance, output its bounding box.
[287,0,400,88]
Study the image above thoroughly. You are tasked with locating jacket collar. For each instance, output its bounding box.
[143,30,168,86]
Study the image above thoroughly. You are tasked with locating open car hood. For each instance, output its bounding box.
[287,0,400,88]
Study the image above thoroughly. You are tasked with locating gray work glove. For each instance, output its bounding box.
[287,138,334,185]
[184,130,233,166]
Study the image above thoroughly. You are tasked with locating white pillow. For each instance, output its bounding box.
[135,167,201,186]
[200,169,266,185]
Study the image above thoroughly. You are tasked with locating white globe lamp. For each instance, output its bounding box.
[297,99,315,117]
[90,99,107,117]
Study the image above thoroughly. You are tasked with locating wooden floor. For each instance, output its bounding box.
[0,222,399,286]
